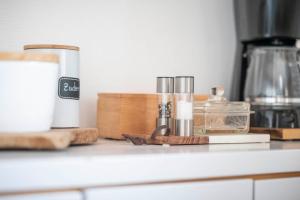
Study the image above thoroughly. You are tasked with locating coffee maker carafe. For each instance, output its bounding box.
[231,0,300,128]
[245,47,300,128]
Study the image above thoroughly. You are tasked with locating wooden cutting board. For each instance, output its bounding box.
[123,133,270,145]
[250,127,300,140]
[0,128,99,150]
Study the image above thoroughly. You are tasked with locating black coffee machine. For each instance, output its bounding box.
[231,0,300,128]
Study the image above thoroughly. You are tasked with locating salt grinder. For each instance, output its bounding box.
[156,77,174,135]
[175,76,194,136]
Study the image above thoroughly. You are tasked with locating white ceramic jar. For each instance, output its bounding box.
[0,52,59,132]
[24,44,80,128]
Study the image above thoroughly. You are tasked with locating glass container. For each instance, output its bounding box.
[244,47,300,128]
[194,87,251,134]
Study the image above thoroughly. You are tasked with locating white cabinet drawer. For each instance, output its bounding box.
[85,179,253,200]
[0,191,82,200]
[255,177,300,200]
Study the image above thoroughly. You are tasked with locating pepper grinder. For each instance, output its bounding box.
[175,76,194,136]
[156,77,174,135]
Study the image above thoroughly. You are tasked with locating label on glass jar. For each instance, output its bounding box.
[58,77,80,100]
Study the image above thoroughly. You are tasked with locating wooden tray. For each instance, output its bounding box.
[123,134,270,145]
[250,127,300,140]
[123,126,270,145]
[0,128,99,150]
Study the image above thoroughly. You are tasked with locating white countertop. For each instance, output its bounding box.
[1,139,300,193]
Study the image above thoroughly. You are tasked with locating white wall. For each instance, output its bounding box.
[0,0,236,127]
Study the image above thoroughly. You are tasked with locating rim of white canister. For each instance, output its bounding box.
[24,44,80,51]
[0,52,59,63]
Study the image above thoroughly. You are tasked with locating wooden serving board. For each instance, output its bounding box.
[250,127,300,140]
[123,133,270,145]
[0,128,99,150]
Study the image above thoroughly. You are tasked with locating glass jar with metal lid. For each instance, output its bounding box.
[194,86,251,134]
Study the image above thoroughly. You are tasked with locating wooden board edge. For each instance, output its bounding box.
[0,132,72,150]
[250,127,300,140]
[123,134,209,145]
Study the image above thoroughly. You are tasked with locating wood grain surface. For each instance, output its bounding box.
[24,44,80,51]
[0,132,71,150]
[250,127,300,140]
[0,52,59,63]
[123,134,209,145]
[123,133,270,145]
[97,93,158,140]
[0,128,99,150]
[69,128,99,145]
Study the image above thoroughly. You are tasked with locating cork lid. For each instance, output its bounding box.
[0,52,59,63]
[24,44,80,51]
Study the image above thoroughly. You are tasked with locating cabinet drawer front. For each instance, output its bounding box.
[0,191,82,200]
[255,177,300,200]
[85,179,253,200]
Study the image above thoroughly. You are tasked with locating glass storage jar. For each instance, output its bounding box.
[193,87,251,134]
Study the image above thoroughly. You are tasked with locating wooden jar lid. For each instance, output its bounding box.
[0,52,59,63]
[24,44,80,51]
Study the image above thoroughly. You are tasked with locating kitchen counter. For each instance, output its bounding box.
[1,139,300,194]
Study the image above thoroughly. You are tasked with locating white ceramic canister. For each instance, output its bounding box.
[24,44,80,128]
[0,52,59,132]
